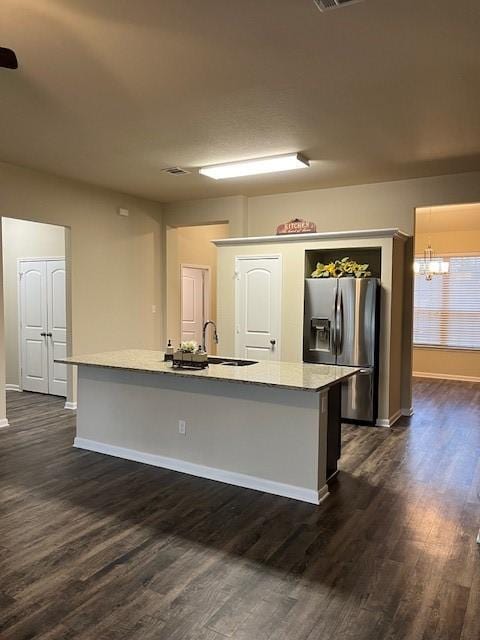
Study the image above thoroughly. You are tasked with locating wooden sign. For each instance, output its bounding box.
[276,218,317,235]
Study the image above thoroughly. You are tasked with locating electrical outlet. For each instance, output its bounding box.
[178,420,186,435]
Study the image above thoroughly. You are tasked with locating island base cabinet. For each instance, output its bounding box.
[73,366,342,504]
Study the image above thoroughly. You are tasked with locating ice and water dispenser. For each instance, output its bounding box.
[310,317,331,352]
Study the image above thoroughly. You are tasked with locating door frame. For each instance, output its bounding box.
[17,256,67,394]
[234,254,282,359]
[180,263,211,350]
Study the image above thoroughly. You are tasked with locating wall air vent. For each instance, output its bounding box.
[160,167,190,176]
[314,0,363,11]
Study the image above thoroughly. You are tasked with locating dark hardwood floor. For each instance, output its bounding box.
[1,379,479,640]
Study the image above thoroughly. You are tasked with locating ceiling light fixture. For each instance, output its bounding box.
[414,208,449,281]
[199,153,310,180]
[413,248,449,280]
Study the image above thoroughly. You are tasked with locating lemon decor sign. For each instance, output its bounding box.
[311,257,371,279]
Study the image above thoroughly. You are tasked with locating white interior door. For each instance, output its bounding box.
[19,261,49,394]
[235,255,282,361]
[181,266,206,346]
[47,260,67,397]
[19,258,67,397]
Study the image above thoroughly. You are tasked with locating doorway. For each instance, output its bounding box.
[2,218,70,401]
[412,203,480,383]
[180,265,210,347]
[166,222,229,353]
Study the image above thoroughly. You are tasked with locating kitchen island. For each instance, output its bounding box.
[58,350,359,504]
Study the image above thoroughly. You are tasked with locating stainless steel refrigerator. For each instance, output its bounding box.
[303,277,380,424]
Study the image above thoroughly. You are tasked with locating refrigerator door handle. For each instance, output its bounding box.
[336,288,343,354]
[331,287,337,355]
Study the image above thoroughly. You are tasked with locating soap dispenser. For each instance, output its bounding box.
[165,339,174,362]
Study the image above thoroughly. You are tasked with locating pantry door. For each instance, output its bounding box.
[19,260,49,394]
[235,255,282,361]
[19,258,67,397]
[46,260,67,397]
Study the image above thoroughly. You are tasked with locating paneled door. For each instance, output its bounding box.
[19,261,49,394]
[235,255,282,361]
[46,260,67,397]
[181,266,208,346]
[19,259,67,397]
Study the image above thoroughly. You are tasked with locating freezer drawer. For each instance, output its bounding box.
[341,367,375,423]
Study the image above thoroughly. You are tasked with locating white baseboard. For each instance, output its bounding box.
[413,371,480,383]
[0,418,10,429]
[376,409,402,428]
[74,437,328,505]
[375,418,390,428]
[402,407,414,417]
[5,384,21,392]
[64,401,77,411]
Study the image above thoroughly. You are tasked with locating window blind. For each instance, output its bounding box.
[413,255,480,349]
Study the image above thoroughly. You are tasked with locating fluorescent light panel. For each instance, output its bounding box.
[199,153,309,180]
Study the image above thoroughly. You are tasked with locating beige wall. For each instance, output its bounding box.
[389,236,406,414]
[2,218,66,387]
[216,232,405,425]
[164,170,480,415]
[246,172,480,237]
[163,195,247,237]
[166,223,229,350]
[163,172,480,239]
[414,230,480,255]
[0,161,163,412]
[413,349,480,381]
[413,225,480,381]
[3,162,480,419]
[0,223,6,425]
[161,195,247,340]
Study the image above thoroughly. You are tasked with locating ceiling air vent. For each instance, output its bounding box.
[160,167,190,176]
[314,0,363,11]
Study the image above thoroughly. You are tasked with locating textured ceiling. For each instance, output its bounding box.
[1,0,480,202]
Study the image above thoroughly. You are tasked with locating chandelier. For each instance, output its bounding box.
[414,207,450,281]
[414,244,449,281]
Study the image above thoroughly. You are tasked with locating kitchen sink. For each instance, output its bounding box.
[207,357,258,367]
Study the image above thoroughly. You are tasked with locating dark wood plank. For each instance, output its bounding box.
[0,380,479,639]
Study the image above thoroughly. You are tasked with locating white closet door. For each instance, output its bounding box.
[181,266,205,345]
[20,261,49,394]
[235,256,282,361]
[47,260,67,397]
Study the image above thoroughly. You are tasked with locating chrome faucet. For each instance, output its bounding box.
[202,321,219,353]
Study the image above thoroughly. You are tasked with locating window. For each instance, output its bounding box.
[414,255,480,349]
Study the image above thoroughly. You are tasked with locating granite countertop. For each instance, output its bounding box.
[57,349,360,392]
